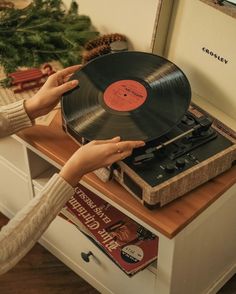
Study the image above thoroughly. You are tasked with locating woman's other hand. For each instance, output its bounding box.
[24,65,81,120]
[59,136,145,187]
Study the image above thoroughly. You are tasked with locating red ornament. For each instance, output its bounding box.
[8,64,55,93]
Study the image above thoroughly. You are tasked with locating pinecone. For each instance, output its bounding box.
[82,33,128,63]
[0,1,14,9]
[84,33,127,50]
[82,44,111,63]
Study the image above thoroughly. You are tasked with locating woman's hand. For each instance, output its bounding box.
[59,136,145,187]
[24,65,81,120]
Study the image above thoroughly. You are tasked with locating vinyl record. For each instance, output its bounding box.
[61,51,191,142]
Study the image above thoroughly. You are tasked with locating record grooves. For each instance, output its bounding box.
[61,51,191,142]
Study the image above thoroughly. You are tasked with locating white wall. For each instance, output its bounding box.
[63,0,159,52]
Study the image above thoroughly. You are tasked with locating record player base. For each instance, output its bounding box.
[113,121,236,208]
[115,145,236,208]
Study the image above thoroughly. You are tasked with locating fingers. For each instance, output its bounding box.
[59,65,82,78]
[56,79,79,94]
[110,140,145,163]
[92,138,145,156]
[117,140,145,152]
[111,149,133,163]
[93,138,144,149]
[49,65,81,86]
[93,136,121,145]
[63,73,74,83]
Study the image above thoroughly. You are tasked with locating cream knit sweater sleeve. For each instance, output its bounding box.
[0,100,75,275]
[0,100,33,137]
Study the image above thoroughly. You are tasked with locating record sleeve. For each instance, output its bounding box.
[61,51,191,142]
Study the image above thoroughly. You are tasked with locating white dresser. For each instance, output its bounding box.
[0,111,235,294]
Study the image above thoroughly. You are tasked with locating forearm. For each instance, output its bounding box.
[0,100,32,138]
[0,173,74,275]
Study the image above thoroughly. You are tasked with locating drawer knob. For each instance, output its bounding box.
[81,251,93,262]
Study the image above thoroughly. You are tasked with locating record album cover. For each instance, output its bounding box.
[60,183,158,276]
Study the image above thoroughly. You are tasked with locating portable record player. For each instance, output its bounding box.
[61,50,236,208]
[111,105,235,207]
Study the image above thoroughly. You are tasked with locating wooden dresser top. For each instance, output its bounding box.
[18,111,236,238]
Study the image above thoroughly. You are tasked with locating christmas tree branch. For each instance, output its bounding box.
[0,0,99,79]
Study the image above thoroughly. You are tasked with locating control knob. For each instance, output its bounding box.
[176,158,186,168]
[165,163,176,173]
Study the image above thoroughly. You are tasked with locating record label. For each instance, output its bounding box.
[103,80,147,111]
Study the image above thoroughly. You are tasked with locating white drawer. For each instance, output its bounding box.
[0,136,28,174]
[41,215,156,294]
[0,158,31,215]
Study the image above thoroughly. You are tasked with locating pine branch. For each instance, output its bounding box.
[0,0,99,79]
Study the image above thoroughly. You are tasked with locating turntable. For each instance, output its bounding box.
[61,51,236,208]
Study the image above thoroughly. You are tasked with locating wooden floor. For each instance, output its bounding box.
[0,212,235,293]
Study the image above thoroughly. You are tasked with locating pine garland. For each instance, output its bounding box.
[0,0,99,86]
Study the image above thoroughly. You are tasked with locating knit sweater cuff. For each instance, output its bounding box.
[5,100,32,133]
[43,173,75,208]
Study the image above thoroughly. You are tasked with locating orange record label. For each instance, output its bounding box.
[103,80,147,111]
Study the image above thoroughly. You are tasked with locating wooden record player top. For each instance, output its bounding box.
[17,110,236,239]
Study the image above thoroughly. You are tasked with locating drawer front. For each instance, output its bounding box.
[0,158,31,215]
[42,215,156,294]
[0,136,28,174]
